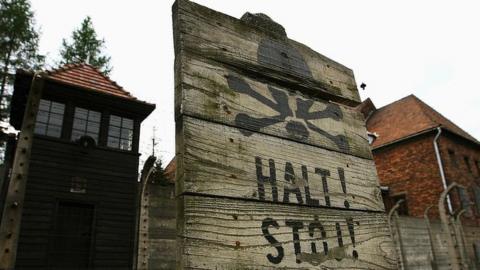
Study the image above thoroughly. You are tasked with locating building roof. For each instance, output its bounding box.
[45,63,137,101]
[10,63,155,130]
[366,94,479,148]
[164,157,176,183]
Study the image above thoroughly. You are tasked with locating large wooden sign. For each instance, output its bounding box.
[177,117,383,211]
[173,0,396,269]
[177,57,372,159]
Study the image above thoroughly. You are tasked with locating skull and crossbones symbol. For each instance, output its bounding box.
[226,75,349,152]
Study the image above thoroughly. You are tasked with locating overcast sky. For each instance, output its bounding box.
[30,0,480,165]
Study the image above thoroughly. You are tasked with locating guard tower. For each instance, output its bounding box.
[5,64,155,269]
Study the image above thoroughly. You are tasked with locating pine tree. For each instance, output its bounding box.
[59,16,112,75]
[0,0,44,125]
[150,159,170,185]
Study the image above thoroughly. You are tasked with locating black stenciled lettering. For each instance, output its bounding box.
[303,165,319,206]
[286,220,304,264]
[308,216,327,255]
[283,162,303,204]
[256,157,278,202]
[346,217,358,259]
[335,222,343,247]
[315,168,331,207]
[338,167,349,208]
[261,218,284,264]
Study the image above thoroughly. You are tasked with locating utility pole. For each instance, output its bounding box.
[0,72,45,269]
[151,126,157,156]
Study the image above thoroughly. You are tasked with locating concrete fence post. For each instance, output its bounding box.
[389,199,406,270]
[439,182,465,270]
[454,205,473,270]
[425,205,438,270]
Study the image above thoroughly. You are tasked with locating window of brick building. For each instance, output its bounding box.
[473,185,480,215]
[448,149,457,167]
[464,156,472,173]
[458,187,471,214]
[476,160,480,176]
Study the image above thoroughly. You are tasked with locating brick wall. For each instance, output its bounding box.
[373,132,444,218]
[438,132,480,226]
[373,130,480,223]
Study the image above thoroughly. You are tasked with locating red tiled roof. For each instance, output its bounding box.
[164,157,176,183]
[46,63,136,100]
[366,94,479,148]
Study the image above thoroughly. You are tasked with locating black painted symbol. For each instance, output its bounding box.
[286,220,304,264]
[262,218,284,264]
[346,217,358,259]
[261,216,360,265]
[309,216,327,256]
[338,168,349,209]
[315,168,331,207]
[226,75,349,151]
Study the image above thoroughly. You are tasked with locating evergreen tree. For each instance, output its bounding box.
[0,0,44,125]
[59,16,112,75]
[150,159,170,185]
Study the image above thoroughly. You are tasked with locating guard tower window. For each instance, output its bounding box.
[107,115,133,151]
[34,99,65,138]
[71,107,101,143]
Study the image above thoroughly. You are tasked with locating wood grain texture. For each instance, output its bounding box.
[177,56,372,159]
[0,73,44,269]
[176,116,384,212]
[177,195,396,269]
[173,0,361,106]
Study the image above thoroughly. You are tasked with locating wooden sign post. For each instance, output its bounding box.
[173,1,396,268]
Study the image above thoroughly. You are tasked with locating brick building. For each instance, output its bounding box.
[359,95,480,224]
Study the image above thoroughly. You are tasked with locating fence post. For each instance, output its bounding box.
[439,182,464,270]
[454,205,473,270]
[389,199,406,270]
[0,72,45,269]
[424,205,438,270]
[135,156,157,270]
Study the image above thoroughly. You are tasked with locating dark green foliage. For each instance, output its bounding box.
[150,158,170,186]
[0,0,44,126]
[59,16,112,75]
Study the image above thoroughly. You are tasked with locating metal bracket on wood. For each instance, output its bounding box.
[388,199,406,270]
[424,205,438,270]
[439,182,465,270]
[0,72,45,269]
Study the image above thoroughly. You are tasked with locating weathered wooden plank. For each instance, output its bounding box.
[177,195,396,269]
[177,56,372,159]
[177,116,384,211]
[173,0,361,106]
